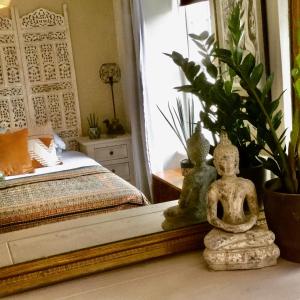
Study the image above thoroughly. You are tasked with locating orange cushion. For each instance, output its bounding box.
[0,128,33,176]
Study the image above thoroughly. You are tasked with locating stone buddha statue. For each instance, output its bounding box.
[203,131,280,270]
[162,122,217,231]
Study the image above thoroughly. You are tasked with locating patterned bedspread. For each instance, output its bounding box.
[0,165,148,232]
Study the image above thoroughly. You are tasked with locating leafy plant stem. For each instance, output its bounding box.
[230,63,295,192]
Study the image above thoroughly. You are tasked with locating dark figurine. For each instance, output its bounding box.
[103,119,125,135]
[162,123,217,230]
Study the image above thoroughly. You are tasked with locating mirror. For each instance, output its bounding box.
[0,0,293,296]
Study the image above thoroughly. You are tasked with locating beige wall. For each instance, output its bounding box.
[3,0,128,136]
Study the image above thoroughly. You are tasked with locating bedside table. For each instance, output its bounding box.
[152,169,183,203]
[77,134,135,185]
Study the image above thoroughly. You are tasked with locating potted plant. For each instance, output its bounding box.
[87,113,101,139]
[157,97,196,175]
[211,4,300,262]
[166,7,264,199]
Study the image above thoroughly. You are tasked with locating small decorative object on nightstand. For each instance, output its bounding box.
[87,113,101,139]
[99,63,125,136]
[77,134,134,184]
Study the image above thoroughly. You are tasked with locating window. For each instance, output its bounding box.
[141,0,212,172]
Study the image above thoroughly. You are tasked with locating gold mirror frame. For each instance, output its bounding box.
[0,0,286,296]
[291,0,300,111]
[291,0,299,62]
[0,223,211,297]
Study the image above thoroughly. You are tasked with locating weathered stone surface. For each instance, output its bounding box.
[162,123,217,231]
[203,244,280,271]
[203,131,280,270]
[204,226,275,250]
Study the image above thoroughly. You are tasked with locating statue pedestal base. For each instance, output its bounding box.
[162,206,206,231]
[203,226,280,270]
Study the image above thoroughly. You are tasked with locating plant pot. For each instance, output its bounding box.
[88,127,100,139]
[263,178,300,263]
[180,159,194,176]
[240,164,266,209]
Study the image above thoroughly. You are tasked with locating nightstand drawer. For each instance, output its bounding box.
[95,144,128,161]
[105,162,130,179]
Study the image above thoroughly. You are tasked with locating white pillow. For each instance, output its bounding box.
[28,138,61,167]
[53,133,66,151]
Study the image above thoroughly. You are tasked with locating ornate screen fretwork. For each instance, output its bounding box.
[214,0,266,66]
[0,11,29,130]
[1,5,82,149]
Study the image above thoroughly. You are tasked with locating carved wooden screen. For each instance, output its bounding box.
[0,11,29,130]
[0,5,81,149]
[14,5,81,149]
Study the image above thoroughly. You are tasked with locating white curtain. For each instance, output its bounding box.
[113,0,152,199]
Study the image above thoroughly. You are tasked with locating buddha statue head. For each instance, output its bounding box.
[213,130,239,176]
[186,122,210,166]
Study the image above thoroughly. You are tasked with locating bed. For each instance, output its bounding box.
[0,5,149,234]
[0,151,148,233]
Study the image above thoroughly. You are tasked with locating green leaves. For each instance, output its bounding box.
[227,2,244,48]
[240,53,255,77]
[165,51,200,83]
[262,74,274,98]
[157,98,196,156]
[250,64,264,86]
[260,156,281,177]
[189,31,209,41]
[202,57,218,79]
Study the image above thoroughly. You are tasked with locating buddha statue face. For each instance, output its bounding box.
[213,132,239,176]
[186,122,210,166]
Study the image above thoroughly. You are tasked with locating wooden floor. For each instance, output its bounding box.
[7,250,300,300]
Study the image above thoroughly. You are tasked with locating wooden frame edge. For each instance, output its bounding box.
[0,223,212,297]
[291,0,300,112]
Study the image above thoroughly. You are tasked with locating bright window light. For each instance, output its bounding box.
[0,0,11,9]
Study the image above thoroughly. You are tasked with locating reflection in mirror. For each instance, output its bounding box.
[0,0,294,296]
[0,0,211,274]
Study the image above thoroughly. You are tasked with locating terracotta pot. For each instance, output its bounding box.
[240,164,266,209]
[263,178,300,262]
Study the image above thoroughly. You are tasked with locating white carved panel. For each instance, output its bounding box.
[15,5,81,149]
[215,0,265,66]
[0,10,29,130]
